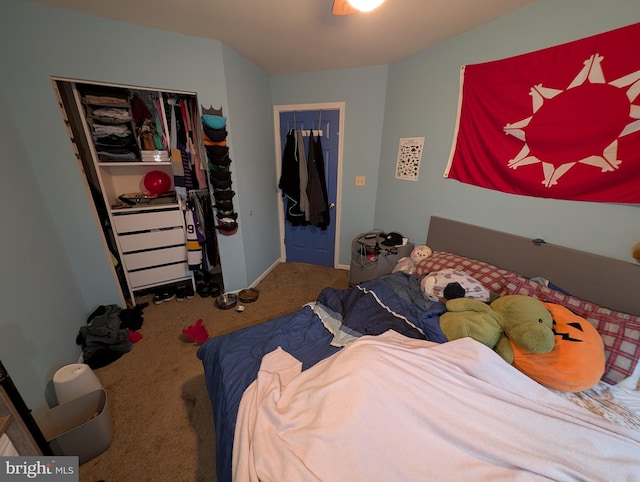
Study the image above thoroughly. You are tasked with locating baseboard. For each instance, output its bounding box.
[248,259,282,289]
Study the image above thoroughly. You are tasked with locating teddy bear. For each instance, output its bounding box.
[438,294,555,363]
[392,244,432,274]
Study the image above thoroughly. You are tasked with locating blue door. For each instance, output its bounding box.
[279,109,339,266]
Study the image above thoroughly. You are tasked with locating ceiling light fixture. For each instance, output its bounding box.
[347,0,385,13]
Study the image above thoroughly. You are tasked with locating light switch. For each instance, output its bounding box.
[355,176,366,186]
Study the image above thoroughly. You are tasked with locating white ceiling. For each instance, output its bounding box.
[26,0,536,74]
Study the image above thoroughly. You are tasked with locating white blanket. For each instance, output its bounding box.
[233,332,640,481]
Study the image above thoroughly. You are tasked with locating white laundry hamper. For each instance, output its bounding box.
[38,389,113,464]
[53,363,103,404]
[39,363,113,463]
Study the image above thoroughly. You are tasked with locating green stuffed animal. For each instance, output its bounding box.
[439,294,555,363]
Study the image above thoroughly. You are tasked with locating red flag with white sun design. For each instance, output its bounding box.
[445,22,640,203]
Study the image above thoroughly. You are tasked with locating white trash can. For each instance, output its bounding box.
[53,363,103,404]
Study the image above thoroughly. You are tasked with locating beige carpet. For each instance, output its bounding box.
[79,262,348,482]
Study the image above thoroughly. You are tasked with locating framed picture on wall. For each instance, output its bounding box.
[395,137,424,181]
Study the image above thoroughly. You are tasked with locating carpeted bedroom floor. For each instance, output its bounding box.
[78,262,348,482]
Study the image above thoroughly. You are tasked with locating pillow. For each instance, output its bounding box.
[511,302,605,392]
[503,275,640,384]
[420,268,491,302]
[414,251,517,293]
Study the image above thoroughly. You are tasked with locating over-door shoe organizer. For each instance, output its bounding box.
[211,178,232,190]
[201,108,238,236]
[210,170,231,181]
[205,145,231,167]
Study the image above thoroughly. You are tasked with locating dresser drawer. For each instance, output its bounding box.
[123,246,187,271]
[127,262,191,289]
[112,209,184,234]
[118,227,185,253]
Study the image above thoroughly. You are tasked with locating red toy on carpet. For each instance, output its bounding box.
[181,319,210,344]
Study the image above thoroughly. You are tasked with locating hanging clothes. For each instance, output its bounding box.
[131,94,152,126]
[180,146,195,189]
[296,129,310,222]
[306,133,330,229]
[185,207,203,270]
[169,98,178,150]
[189,99,208,189]
[279,128,306,225]
[185,192,219,271]
[179,99,194,188]
[155,98,169,150]
[199,192,220,268]
[180,98,199,189]
[314,133,331,225]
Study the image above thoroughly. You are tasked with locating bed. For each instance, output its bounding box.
[197,216,640,482]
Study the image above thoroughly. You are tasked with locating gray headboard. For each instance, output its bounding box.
[426,216,640,316]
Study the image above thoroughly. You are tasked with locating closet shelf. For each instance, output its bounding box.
[98,161,172,167]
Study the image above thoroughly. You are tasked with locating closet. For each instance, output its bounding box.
[53,79,224,306]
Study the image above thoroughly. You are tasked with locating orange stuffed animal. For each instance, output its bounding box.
[510,302,605,392]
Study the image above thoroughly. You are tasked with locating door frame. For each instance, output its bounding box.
[273,102,345,267]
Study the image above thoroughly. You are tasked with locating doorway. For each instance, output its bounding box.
[274,103,344,267]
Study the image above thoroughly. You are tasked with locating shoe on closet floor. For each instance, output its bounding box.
[176,287,186,302]
[153,293,164,305]
[162,288,176,302]
[196,283,211,298]
[210,283,221,298]
[185,284,195,299]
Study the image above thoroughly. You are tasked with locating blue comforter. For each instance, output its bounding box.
[196,272,445,482]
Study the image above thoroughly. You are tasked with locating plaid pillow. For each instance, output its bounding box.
[414,251,516,293]
[503,275,640,385]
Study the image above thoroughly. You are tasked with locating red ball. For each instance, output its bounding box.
[143,170,172,196]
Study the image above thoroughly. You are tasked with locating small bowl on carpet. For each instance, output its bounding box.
[238,288,259,303]
[215,293,238,310]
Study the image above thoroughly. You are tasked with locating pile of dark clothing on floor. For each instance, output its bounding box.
[76,303,147,369]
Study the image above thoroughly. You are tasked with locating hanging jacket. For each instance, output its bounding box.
[315,133,331,227]
[296,129,310,222]
[279,129,306,225]
[306,133,330,229]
